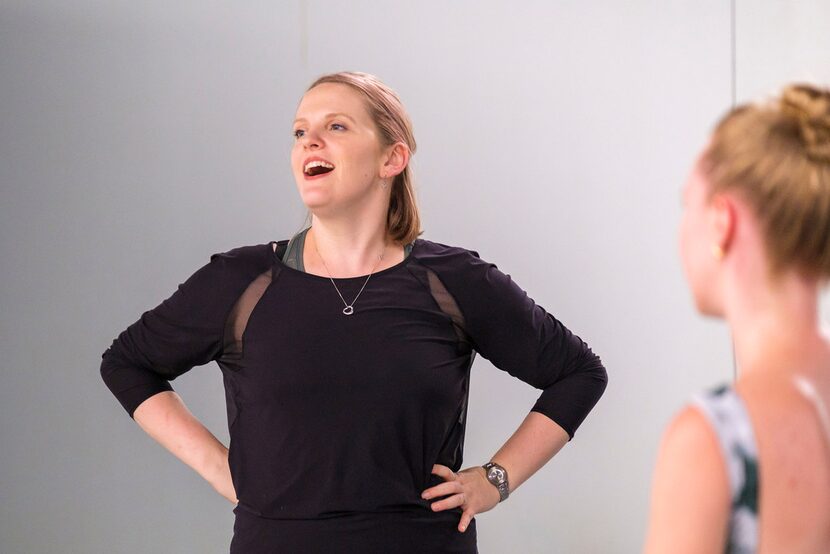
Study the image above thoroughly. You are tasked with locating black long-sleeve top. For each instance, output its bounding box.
[100,238,607,553]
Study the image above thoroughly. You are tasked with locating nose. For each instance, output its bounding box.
[300,128,323,150]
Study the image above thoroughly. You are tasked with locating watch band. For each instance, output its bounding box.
[482,461,510,502]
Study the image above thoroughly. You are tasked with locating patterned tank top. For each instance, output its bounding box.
[691,385,760,554]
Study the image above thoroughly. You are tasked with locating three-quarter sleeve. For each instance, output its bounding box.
[418,244,607,439]
[100,248,253,418]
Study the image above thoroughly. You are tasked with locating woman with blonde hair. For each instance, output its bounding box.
[101,71,607,553]
[645,84,830,553]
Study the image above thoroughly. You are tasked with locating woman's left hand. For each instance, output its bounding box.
[421,463,501,532]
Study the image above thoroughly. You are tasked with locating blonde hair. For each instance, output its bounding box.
[703,83,830,278]
[308,72,422,245]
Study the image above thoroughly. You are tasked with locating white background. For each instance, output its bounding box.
[1,1,828,552]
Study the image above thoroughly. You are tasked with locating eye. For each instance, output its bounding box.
[293,129,305,139]
[330,122,346,131]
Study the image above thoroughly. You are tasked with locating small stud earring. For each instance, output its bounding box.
[711,244,725,260]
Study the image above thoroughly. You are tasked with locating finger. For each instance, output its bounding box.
[458,511,474,533]
[430,492,466,512]
[421,480,463,500]
[431,464,456,481]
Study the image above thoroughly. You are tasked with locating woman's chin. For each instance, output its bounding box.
[299,191,331,211]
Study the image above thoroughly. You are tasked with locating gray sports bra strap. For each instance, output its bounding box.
[283,227,310,271]
[282,227,413,273]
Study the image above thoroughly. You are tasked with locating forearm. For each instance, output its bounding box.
[133,390,235,501]
[423,410,568,530]
[489,411,570,493]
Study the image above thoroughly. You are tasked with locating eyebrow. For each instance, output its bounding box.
[293,112,358,126]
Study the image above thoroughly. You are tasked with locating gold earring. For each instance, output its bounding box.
[711,244,725,260]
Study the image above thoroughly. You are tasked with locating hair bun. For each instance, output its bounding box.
[781,84,830,163]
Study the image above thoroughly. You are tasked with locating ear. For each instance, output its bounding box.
[380,142,410,179]
[708,193,736,254]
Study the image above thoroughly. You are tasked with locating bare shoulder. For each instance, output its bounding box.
[659,405,724,469]
[644,404,730,553]
[666,404,711,436]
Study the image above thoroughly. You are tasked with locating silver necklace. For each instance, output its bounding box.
[314,241,385,316]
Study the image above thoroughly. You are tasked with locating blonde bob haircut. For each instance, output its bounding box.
[308,71,422,245]
[703,83,830,279]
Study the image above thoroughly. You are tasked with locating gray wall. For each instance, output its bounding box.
[1,1,827,552]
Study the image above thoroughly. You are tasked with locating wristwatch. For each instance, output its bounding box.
[482,461,509,502]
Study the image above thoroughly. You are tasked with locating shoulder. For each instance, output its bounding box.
[667,383,749,460]
[183,242,275,290]
[656,400,732,497]
[409,238,529,303]
[662,402,723,456]
[655,400,731,496]
[411,238,489,271]
[412,238,481,258]
[208,242,274,272]
[645,401,732,552]
[210,242,273,263]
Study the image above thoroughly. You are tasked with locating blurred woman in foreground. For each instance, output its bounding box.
[645,84,830,553]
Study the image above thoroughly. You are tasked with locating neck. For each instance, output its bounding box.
[724,268,826,376]
[306,210,392,278]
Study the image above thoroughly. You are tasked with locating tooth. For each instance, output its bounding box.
[305,161,333,171]
[304,160,335,174]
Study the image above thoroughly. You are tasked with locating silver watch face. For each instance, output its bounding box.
[488,466,506,484]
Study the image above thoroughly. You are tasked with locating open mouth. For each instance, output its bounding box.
[304,160,335,177]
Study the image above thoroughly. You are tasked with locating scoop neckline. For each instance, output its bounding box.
[270,238,420,282]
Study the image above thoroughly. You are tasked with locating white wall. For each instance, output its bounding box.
[736,0,830,102]
[733,0,830,333]
[0,1,827,552]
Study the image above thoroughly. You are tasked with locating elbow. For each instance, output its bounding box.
[98,342,171,418]
[593,355,608,396]
[99,346,115,385]
[576,347,608,401]
[99,343,124,390]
